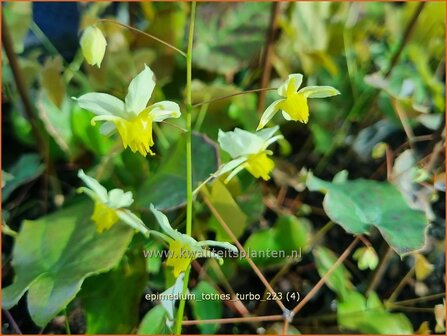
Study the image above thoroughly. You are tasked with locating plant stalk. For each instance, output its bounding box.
[175,2,196,334]
[98,18,186,57]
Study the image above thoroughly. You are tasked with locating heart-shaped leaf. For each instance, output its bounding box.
[2,154,44,202]
[81,250,147,334]
[337,290,413,334]
[242,215,311,267]
[2,201,133,327]
[307,173,428,256]
[193,3,270,75]
[313,246,352,300]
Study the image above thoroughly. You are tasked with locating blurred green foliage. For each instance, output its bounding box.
[1,1,444,334]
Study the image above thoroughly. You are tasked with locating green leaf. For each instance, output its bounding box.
[136,133,219,210]
[236,184,265,224]
[337,290,413,334]
[2,201,133,327]
[144,240,164,274]
[138,305,171,335]
[193,3,270,75]
[81,249,147,334]
[37,93,77,157]
[242,215,311,267]
[2,154,45,202]
[307,173,428,256]
[313,247,352,300]
[275,216,311,252]
[71,105,114,156]
[204,179,247,241]
[190,281,223,334]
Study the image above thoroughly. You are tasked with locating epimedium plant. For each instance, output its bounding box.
[2,2,437,335]
[71,7,338,331]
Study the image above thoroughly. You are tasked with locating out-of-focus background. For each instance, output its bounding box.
[1,2,445,334]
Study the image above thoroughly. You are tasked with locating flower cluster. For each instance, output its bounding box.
[78,170,237,277]
[216,75,339,183]
[77,26,339,284]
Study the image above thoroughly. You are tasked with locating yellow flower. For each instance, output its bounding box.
[91,201,119,232]
[257,74,340,130]
[245,152,275,180]
[113,110,155,156]
[150,205,237,277]
[78,170,149,234]
[414,253,434,281]
[165,240,195,277]
[80,25,107,68]
[76,65,181,156]
[217,126,283,183]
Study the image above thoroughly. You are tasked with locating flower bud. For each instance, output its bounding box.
[80,25,107,68]
[353,246,379,270]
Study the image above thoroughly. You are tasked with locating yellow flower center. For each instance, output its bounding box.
[91,201,119,233]
[279,92,309,124]
[245,151,275,181]
[166,240,195,277]
[113,111,155,157]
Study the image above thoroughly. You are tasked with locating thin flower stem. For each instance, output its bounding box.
[282,318,289,335]
[366,245,394,294]
[358,235,372,248]
[291,236,360,316]
[30,22,91,88]
[387,305,435,313]
[175,3,196,335]
[3,310,22,334]
[64,309,71,335]
[161,120,187,133]
[192,174,215,197]
[386,147,394,181]
[192,87,277,108]
[191,257,249,316]
[182,314,283,325]
[97,19,186,57]
[308,221,335,249]
[392,99,415,149]
[258,220,335,313]
[202,194,288,312]
[387,267,415,304]
[185,2,196,238]
[392,293,445,306]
